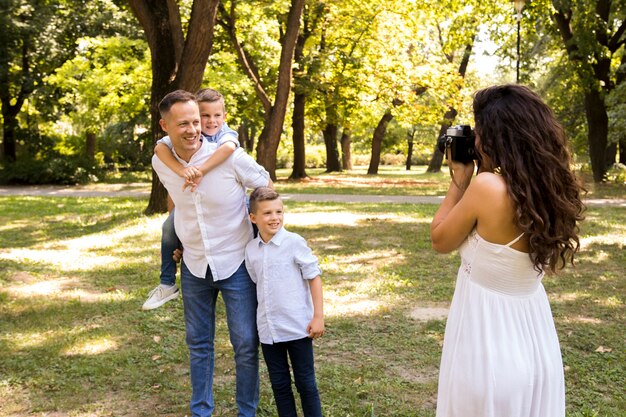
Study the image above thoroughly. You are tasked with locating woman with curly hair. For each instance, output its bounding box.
[431,84,585,417]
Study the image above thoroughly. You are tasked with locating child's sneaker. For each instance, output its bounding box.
[142,284,179,310]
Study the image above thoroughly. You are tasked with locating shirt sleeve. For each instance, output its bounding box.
[156,136,173,149]
[293,234,321,280]
[244,243,258,284]
[216,125,240,148]
[233,149,270,190]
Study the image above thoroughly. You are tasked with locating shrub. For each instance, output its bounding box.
[0,155,103,185]
[605,163,626,184]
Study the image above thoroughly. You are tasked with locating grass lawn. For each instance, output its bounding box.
[100,165,626,199]
[0,170,624,416]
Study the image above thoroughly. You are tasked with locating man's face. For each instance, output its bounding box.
[199,101,226,137]
[159,100,202,162]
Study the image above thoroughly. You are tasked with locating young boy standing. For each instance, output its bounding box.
[244,187,324,417]
[142,88,240,310]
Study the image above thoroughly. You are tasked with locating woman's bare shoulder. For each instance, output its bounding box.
[469,172,508,198]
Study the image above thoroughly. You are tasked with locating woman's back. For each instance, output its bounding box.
[472,172,530,254]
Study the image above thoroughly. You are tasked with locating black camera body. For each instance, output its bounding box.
[437,125,478,163]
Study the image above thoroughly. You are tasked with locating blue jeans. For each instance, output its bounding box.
[181,260,260,417]
[160,210,181,286]
[261,337,322,417]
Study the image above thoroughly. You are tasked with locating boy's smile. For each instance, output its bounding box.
[250,198,284,243]
[199,101,226,137]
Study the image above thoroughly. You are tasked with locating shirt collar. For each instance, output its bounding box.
[257,226,286,247]
[172,139,208,166]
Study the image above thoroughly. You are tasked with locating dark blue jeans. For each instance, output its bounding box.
[261,337,322,417]
[181,261,260,417]
[160,210,181,286]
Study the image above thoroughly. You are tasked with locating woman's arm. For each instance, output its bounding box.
[430,161,478,253]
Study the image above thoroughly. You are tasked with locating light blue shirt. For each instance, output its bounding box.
[201,123,239,146]
[244,227,322,344]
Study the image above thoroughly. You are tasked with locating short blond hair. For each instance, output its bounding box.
[249,187,280,214]
[196,88,225,110]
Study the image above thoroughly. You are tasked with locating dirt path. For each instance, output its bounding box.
[1,184,624,206]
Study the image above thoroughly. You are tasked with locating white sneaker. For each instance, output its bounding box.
[142,284,180,310]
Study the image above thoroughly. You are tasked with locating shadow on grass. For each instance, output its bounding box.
[0,197,623,416]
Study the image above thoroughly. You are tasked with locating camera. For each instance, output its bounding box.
[437,125,478,163]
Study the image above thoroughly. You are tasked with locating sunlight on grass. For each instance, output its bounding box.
[1,215,163,272]
[1,196,624,417]
[5,276,133,303]
[580,233,626,247]
[325,249,407,272]
[325,290,384,316]
[553,292,584,302]
[64,337,119,356]
[287,211,416,226]
[562,316,604,325]
[597,295,622,308]
[10,330,57,350]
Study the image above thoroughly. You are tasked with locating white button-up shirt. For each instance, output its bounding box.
[153,140,270,280]
[244,227,322,344]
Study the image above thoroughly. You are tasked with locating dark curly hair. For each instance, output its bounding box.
[472,84,585,272]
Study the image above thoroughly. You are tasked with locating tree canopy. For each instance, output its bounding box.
[1,0,624,194]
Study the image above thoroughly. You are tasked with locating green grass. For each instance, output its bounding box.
[0,193,624,416]
[97,164,625,200]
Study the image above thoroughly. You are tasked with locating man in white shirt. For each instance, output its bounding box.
[152,90,272,417]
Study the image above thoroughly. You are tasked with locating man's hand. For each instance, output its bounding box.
[172,248,183,263]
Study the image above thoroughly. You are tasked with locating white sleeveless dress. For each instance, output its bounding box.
[435,229,565,417]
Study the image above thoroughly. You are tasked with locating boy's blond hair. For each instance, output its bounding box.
[249,187,280,214]
[196,88,225,110]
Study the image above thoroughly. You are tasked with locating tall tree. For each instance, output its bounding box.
[127,0,220,214]
[218,0,305,180]
[427,42,474,172]
[0,0,133,162]
[290,2,324,180]
[550,0,626,182]
[367,98,403,175]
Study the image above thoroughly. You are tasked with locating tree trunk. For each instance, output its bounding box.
[290,91,308,179]
[323,123,342,172]
[619,138,626,165]
[406,129,415,171]
[255,119,275,177]
[238,123,253,153]
[86,130,96,161]
[552,3,623,182]
[0,22,33,162]
[128,0,220,214]
[367,110,394,175]
[605,142,616,169]
[321,94,342,172]
[583,88,609,182]
[340,127,352,170]
[427,109,457,173]
[289,5,317,181]
[1,115,17,162]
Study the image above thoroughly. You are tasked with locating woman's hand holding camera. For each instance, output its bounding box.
[447,149,475,191]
